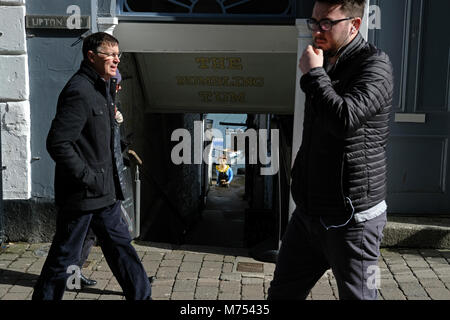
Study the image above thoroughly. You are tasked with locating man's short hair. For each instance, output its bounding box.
[82,32,119,61]
[316,0,366,18]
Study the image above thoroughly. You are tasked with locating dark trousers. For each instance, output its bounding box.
[268,208,386,300]
[32,201,151,300]
[79,227,96,269]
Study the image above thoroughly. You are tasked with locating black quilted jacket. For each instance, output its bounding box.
[291,33,394,218]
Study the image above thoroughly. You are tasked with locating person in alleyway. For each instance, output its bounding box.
[216,154,233,187]
[268,0,394,300]
[72,69,125,289]
[33,32,151,300]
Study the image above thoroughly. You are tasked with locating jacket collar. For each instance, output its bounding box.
[79,61,117,98]
[79,60,104,85]
[337,32,366,62]
[325,32,367,72]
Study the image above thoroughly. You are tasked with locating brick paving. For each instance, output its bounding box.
[1,241,450,300]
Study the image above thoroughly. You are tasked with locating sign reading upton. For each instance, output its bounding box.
[25,15,90,29]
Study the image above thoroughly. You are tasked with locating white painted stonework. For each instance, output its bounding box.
[288,19,311,219]
[0,0,25,5]
[0,102,31,199]
[0,5,26,53]
[0,55,29,100]
[0,0,31,200]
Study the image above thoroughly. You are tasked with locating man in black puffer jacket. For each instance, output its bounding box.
[32,32,151,300]
[268,0,393,300]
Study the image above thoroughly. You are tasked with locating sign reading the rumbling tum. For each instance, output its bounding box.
[176,57,265,104]
[25,15,91,29]
[135,53,297,114]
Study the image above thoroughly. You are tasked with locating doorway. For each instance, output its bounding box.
[184,113,248,248]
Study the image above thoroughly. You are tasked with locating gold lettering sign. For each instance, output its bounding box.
[176,76,264,87]
[195,57,243,70]
[177,57,263,104]
[198,92,246,103]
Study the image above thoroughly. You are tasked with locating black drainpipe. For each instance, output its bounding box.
[0,124,5,247]
[0,30,3,246]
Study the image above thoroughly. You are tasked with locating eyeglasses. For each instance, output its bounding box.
[95,51,122,59]
[306,17,354,32]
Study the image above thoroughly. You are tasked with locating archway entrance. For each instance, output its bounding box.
[113,22,298,247]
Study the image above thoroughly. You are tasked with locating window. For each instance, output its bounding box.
[369,0,450,112]
[117,0,296,23]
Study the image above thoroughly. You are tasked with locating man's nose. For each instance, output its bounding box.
[313,29,324,36]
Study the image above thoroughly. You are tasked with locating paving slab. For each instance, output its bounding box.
[1,241,450,301]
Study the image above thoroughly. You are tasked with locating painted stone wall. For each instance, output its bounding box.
[2,0,91,242]
[0,0,31,200]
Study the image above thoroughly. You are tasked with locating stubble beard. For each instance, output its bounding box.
[323,30,352,59]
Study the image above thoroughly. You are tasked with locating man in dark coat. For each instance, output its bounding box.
[32,32,151,300]
[74,69,125,289]
[268,0,394,300]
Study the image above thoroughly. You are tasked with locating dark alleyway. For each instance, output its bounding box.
[183,175,247,248]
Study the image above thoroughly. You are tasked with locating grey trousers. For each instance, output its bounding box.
[268,208,387,300]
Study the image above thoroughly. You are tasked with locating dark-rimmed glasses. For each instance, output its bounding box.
[95,51,122,59]
[306,17,354,32]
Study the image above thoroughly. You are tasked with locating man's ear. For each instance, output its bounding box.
[87,50,96,64]
[353,17,362,33]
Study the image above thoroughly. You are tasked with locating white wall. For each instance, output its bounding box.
[0,0,31,199]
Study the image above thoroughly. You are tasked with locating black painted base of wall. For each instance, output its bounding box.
[3,198,57,243]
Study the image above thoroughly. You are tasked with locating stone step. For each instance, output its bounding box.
[382,216,450,249]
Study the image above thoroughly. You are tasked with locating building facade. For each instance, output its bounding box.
[0,0,449,244]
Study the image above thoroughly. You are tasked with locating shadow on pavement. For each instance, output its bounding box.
[0,268,38,287]
[133,240,251,257]
[0,269,122,296]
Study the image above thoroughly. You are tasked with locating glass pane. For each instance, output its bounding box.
[417,0,450,112]
[369,0,408,111]
[122,0,293,16]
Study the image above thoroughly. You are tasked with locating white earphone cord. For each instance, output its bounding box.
[327,24,355,58]
[320,197,355,231]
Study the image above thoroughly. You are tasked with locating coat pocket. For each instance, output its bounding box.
[92,107,110,147]
[85,167,107,198]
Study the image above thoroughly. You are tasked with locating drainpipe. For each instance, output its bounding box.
[91,0,98,33]
[97,0,118,35]
[97,16,118,34]
[0,127,5,246]
[361,0,370,40]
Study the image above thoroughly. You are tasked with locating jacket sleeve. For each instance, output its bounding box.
[46,89,94,188]
[300,54,393,138]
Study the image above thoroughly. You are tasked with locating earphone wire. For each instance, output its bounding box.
[320,197,355,231]
[326,24,355,58]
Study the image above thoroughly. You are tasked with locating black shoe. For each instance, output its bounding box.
[148,277,154,300]
[80,273,97,287]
